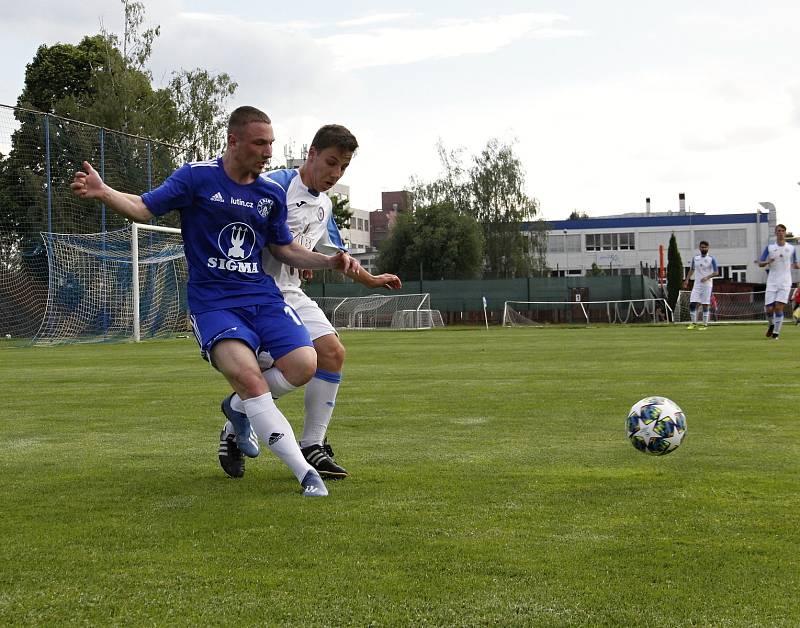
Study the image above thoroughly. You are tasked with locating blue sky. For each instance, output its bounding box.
[3,1,800,221]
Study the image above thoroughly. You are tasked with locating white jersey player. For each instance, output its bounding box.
[757,223,799,340]
[683,241,718,329]
[219,125,402,480]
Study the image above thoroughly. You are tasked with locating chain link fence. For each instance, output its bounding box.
[0,104,185,343]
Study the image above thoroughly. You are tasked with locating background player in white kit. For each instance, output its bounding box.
[218,124,402,479]
[757,223,799,340]
[683,240,718,330]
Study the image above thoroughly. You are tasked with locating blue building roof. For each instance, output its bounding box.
[528,212,764,231]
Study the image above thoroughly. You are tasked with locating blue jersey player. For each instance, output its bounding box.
[71,106,360,496]
[217,125,402,481]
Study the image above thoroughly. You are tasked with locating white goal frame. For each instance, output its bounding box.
[132,222,183,342]
[320,293,442,330]
[503,298,673,326]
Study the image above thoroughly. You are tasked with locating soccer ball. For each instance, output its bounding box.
[626,396,686,455]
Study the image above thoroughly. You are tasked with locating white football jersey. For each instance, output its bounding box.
[260,169,347,294]
[690,253,717,282]
[761,242,797,289]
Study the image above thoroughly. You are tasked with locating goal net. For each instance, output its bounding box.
[33,224,188,345]
[673,290,767,324]
[321,293,441,330]
[503,298,672,326]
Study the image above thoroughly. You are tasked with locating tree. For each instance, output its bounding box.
[569,210,589,220]
[666,233,683,309]
[16,0,235,151]
[408,137,543,278]
[377,201,484,280]
[2,0,238,243]
[586,263,605,277]
[468,139,539,278]
[330,193,353,230]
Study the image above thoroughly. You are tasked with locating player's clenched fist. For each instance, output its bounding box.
[70,161,104,199]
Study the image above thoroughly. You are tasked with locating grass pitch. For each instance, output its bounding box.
[1,325,799,626]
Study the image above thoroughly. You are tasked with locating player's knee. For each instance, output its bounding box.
[235,367,269,398]
[317,338,345,371]
[279,346,317,386]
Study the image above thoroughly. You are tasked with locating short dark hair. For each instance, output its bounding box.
[310,124,358,153]
[228,106,271,136]
[699,240,709,247]
[776,223,787,231]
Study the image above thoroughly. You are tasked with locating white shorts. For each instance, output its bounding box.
[256,291,336,369]
[766,287,791,305]
[283,290,337,340]
[690,283,713,305]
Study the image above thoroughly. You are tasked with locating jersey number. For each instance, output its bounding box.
[284,306,302,326]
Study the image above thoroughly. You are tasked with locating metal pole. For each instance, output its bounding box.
[45,115,52,233]
[132,223,140,342]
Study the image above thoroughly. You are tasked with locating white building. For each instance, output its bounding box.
[533,202,777,283]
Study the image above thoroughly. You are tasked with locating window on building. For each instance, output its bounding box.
[618,232,635,250]
[719,264,748,282]
[695,229,747,249]
[639,231,691,251]
[548,234,565,252]
[585,232,635,251]
[731,265,746,282]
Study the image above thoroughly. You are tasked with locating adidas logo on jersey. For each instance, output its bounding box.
[210,192,224,203]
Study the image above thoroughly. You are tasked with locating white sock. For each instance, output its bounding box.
[262,367,297,399]
[301,370,341,447]
[774,312,784,335]
[242,393,312,482]
[229,366,297,412]
[690,307,697,323]
[702,310,710,325]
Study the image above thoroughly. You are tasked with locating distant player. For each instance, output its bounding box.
[757,224,799,340]
[217,124,402,480]
[683,240,718,330]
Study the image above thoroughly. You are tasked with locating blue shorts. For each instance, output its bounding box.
[189,304,312,364]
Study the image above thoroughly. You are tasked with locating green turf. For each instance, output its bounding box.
[1,325,798,626]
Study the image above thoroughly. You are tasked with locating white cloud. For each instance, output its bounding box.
[337,13,417,28]
[318,13,586,71]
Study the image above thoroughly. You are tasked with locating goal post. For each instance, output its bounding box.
[503,298,672,326]
[131,222,183,342]
[317,293,443,330]
[32,223,187,345]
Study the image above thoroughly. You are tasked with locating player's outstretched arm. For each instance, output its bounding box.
[270,241,360,273]
[350,270,402,290]
[71,161,153,222]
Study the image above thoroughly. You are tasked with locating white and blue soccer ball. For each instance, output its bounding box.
[626,396,686,455]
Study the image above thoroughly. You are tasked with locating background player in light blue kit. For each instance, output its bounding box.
[71,106,360,496]
[757,223,799,340]
[217,124,402,480]
[683,240,718,330]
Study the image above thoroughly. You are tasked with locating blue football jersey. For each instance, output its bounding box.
[141,157,292,313]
